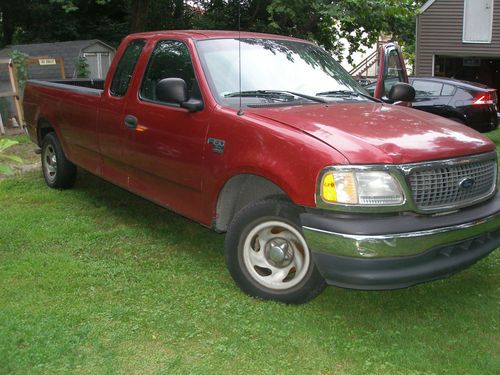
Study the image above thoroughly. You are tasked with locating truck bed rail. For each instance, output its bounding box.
[27,79,104,96]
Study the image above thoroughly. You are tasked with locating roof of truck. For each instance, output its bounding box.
[128,30,308,43]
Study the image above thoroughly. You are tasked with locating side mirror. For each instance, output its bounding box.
[388,83,415,103]
[156,78,204,112]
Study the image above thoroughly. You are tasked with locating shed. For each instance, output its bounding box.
[416,0,500,90]
[0,39,115,80]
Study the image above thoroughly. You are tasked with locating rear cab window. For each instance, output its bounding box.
[110,39,146,97]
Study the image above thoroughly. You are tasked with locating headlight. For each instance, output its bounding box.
[320,170,404,206]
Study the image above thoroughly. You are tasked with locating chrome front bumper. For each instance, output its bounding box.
[301,195,500,290]
[303,211,500,259]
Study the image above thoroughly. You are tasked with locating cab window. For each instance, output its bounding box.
[110,39,146,97]
[140,40,199,103]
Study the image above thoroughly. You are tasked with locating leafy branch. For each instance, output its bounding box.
[10,50,29,95]
[0,139,22,175]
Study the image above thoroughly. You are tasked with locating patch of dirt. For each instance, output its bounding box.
[1,126,25,137]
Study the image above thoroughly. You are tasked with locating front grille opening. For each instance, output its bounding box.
[409,159,496,210]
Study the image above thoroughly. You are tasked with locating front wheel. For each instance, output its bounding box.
[225,199,326,304]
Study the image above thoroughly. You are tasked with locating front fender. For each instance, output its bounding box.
[200,106,349,224]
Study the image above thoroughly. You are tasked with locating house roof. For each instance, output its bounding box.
[420,0,437,14]
[0,39,114,79]
[0,39,113,59]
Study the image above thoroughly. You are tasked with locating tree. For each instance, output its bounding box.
[190,1,272,31]
[0,0,129,47]
[0,0,29,46]
[0,0,425,61]
[130,0,150,32]
[189,0,424,62]
[267,0,426,63]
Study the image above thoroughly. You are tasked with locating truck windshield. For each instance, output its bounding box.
[196,38,371,108]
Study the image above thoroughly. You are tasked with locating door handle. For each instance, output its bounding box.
[124,114,138,129]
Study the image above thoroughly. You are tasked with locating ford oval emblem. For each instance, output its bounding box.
[459,178,475,189]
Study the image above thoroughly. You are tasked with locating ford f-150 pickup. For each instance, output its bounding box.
[23,31,500,303]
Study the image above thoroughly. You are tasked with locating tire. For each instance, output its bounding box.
[225,199,326,304]
[41,132,77,189]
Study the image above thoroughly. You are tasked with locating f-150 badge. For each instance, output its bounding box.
[208,138,225,154]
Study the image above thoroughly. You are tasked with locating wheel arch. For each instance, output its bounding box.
[37,117,56,146]
[214,173,292,232]
[36,118,71,162]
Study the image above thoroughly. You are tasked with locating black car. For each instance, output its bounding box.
[364,77,499,132]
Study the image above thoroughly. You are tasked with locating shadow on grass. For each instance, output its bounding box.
[315,257,498,337]
[72,169,223,249]
[9,169,497,321]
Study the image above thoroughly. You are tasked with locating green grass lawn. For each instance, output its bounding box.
[1,130,499,374]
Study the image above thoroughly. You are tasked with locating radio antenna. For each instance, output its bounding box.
[237,0,244,116]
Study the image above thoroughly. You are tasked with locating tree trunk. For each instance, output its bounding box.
[130,0,151,33]
[1,4,16,46]
[173,0,184,27]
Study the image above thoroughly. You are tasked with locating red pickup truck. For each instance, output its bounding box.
[23,31,499,303]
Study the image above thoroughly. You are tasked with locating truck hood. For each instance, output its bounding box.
[247,102,495,164]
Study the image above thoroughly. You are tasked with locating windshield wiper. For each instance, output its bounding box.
[316,90,361,97]
[316,90,379,102]
[224,90,329,103]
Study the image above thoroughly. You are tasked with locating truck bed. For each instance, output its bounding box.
[23,78,104,173]
[27,78,105,96]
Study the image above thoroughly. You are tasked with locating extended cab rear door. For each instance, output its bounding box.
[373,43,409,101]
[98,38,146,187]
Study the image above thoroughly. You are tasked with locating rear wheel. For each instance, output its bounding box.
[225,199,326,304]
[41,132,77,189]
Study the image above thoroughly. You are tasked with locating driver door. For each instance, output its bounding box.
[123,39,208,221]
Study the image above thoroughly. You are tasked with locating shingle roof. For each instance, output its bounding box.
[0,40,114,79]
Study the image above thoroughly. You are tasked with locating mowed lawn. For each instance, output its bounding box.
[1,131,499,374]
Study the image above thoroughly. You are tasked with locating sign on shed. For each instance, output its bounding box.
[38,58,57,66]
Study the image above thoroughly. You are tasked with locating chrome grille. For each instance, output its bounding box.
[409,159,497,210]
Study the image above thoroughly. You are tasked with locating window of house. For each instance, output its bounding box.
[110,39,146,97]
[83,52,111,79]
[140,40,198,103]
[463,0,494,43]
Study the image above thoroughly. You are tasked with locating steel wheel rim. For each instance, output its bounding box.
[43,144,57,183]
[242,220,310,290]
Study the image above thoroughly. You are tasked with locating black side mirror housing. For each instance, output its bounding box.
[388,82,416,103]
[156,78,188,103]
[156,78,204,112]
